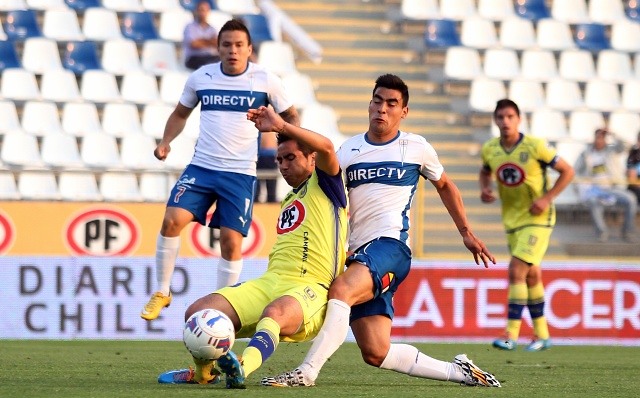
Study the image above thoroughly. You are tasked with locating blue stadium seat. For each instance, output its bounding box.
[240,14,272,48]
[63,41,102,75]
[3,10,42,41]
[514,0,550,21]
[180,0,216,11]
[424,19,461,49]
[121,11,159,42]
[0,41,21,71]
[574,23,611,52]
[626,1,640,22]
[64,0,102,11]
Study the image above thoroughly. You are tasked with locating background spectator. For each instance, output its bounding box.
[627,131,640,204]
[575,128,637,242]
[183,0,220,70]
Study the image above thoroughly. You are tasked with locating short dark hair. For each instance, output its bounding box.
[493,99,520,118]
[218,18,252,46]
[373,74,409,107]
[277,134,313,156]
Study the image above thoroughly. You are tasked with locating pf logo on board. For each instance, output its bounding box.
[65,207,140,256]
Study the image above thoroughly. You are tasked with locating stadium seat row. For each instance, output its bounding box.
[0,0,259,15]
[445,47,640,83]
[468,76,640,115]
[0,169,175,202]
[398,0,640,24]
[0,8,273,46]
[421,15,639,53]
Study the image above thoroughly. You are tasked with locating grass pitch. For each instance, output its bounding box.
[1,340,638,398]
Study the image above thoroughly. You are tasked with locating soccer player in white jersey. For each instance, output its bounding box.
[263,74,501,388]
[141,19,300,321]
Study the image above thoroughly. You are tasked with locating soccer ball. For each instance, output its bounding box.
[183,308,235,361]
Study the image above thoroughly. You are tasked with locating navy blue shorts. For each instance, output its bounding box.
[348,237,412,323]
[167,164,256,236]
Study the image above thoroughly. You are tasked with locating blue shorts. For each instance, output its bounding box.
[348,237,412,323]
[167,164,256,236]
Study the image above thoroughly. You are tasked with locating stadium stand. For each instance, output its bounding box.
[58,171,102,201]
[18,171,60,200]
[3,9,42,40]
[22,37,63,74]
[513,0,550,21]
[21,100,64,137]
[0,101,21,134]
[82,7,123,41]
[61,101,102,136]
[477,0,514,21]
[42,8,84,41]
[574,23,611,52]
[80,69,121,103]
[589,0,626,24]
[99,171,143,202]
[40,130,85,170]
[64,0,102,12]
[102,102,144,138]
[62,40,102,74]
[0,172,21,200]
[498,16,535,50]
[0,40,21,71]
[41,69,82,103]
[121,11,159,42]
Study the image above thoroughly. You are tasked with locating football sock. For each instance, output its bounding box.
[379,344,460,382]
[299,299,351,382]
[528,283,550,340]
[155,234,180,296]
[216,258,243,289]
[242,317,280,377]
[192,357,216,383]
[505,283,527,340]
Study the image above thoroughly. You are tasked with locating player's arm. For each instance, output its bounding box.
[479,165,497,203]
[531,158,575,215]
[155,103,193,161]
[431,171,496,268]
[248,106,339,176]
[278,105,301,127]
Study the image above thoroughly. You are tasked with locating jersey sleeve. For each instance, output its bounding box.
[178,72,199,109]
[266,72,293,113]
[316,168,348,209]
[419,139,444,181]
[535,138,558,167]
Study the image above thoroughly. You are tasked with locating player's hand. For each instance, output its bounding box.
[529,197,550,216]
[154,142,171,161]
[462,232,496,268]
[480,189,496,203]
[247,106,282,132]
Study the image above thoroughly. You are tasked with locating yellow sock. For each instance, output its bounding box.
[241,317,280,377]
[506,283,528,340]
[528,283,550,340]
[193,357,216,384]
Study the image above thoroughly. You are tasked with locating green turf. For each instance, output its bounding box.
[1,340,638,397]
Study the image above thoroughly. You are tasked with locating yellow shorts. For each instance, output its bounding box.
[507,226,552,266]
[216,272,328,343]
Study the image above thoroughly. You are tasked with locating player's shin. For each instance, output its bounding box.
[299,299,350,381]
[242,317,280,377]
[380,344,453,381]
[528,283,550,340]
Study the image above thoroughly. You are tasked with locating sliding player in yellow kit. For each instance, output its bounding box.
[157,105,348,388]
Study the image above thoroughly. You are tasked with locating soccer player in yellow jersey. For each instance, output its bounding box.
[157,105,348,388]
[479,99,574,351]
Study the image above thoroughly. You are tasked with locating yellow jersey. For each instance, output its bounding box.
[481,134,558,232]
[267,168,348,286]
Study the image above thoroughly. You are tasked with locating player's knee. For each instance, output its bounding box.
[160,217,183,236]
[360,349,386,368]
[327,276,350,301]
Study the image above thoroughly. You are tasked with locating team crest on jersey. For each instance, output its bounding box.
[496,163,525,187]
[277,199,306,234]
[520,152,529,163]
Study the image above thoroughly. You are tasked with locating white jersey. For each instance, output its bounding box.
[337,131,444,250]
[179,62,292,175]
